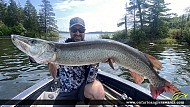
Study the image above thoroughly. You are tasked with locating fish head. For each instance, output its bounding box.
[11,35,56,64]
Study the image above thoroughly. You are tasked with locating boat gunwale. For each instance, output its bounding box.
[12,77,53,100]
[3,77,54,106]
[97,70,170,100]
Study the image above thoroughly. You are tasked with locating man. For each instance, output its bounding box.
[54,17,105,107]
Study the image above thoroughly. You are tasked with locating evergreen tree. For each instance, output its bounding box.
[148,0,171,39]
[125,0,171,41]
[5,0,20,27]
[126,0,150,43]
[38,0,58,34]
[24,0,39,36]
[128,0,137,30]
[17,1,26,25]
[127,0,151,30]
[0,0,7,22]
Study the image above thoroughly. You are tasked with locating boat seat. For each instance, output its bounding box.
[30,91,58,107]
[37,91,59,100]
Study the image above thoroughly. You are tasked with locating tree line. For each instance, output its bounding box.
[1,0,190,44]
[0,0,58,37]
[116,0,190,44]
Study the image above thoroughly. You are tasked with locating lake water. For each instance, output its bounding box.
[0,33,190,100]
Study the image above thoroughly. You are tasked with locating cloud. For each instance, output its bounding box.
[54,1,82,11]
[165,0,190,16]
[55,0,128,32]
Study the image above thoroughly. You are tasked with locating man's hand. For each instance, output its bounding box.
[48,63,58,79]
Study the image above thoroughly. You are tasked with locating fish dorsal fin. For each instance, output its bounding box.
[103,58,115,70]
[145,54,162,70]
[108,58,115,70]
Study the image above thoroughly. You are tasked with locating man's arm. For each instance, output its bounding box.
[86,63,99,84]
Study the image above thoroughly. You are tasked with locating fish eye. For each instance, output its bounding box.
[29,39,36,45]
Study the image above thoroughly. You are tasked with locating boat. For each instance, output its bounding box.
[1,70,186,107]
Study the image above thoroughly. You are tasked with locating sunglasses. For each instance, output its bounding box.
[70,28,85,33]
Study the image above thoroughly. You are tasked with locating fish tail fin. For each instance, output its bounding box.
[163,80,180,93]
[150,84,164,99]
[150,79,180,99]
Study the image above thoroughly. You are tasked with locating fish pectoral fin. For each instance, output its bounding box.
[104,58,115,70]
[48,63,57,79]
[130,71,144,84]
[145,53,162,70]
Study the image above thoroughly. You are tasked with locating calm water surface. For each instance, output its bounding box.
[0,33,190,99]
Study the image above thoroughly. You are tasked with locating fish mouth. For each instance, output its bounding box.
[11,35,31,52]
[11,35,49,63]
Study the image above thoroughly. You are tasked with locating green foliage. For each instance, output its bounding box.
[24,0,39,33]
[168,28,181,39]
[24,31,38,37]
[117,0,172,43]
[0,0,7,22]
[182,28,190,43]
[157,20,169,38]
[38,0,58,33]
[11,23,26,35]
[100,34,111,39]
[115,0,190,45]
[5,0,23,27]
[100,30,129,43]
[47,31,59,37]
[0,0,58,37]
[112,30,127,42]
[156,38,177,44]
[130,29,147,44]
[0,21,10,36]
[166,13,190,44]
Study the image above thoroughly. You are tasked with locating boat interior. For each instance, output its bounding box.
[3,70,183,107]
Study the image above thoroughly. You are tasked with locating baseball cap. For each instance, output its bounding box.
[69,17,85,28]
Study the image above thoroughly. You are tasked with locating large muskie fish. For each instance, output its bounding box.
[11,34,180,99]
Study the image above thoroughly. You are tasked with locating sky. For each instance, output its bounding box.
[11,0,190,32]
